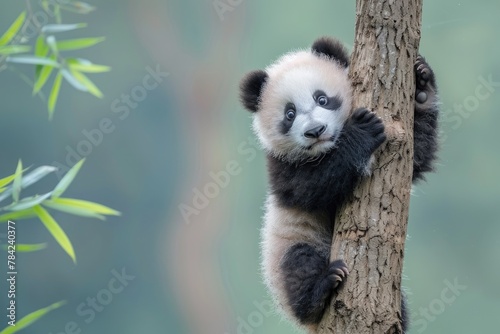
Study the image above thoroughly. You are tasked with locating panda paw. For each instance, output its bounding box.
[415,55,436,104]
[350,108,387,152]
[328,259,349,289]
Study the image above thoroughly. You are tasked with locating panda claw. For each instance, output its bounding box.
[330,268,345,278]
[328,259,349,289]
[415,55,435,92]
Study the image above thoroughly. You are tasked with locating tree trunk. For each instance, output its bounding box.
[317,1,422,333]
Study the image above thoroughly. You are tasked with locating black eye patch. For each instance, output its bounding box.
[280,102,296,134]
[313,90,343,110]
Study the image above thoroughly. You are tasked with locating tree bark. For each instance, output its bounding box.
[317,1,422,333]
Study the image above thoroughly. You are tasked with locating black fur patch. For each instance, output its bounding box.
[413,55,439,182]
[281,243,333,324]
[240,70,268,112]
[313,90,343,110]
[312,37,350,68]
[268,108,386,213]
[280,102,296,134]
[401,291,409,333]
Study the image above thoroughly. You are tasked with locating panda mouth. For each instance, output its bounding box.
[310,139,329,147]
[305,132,339,150]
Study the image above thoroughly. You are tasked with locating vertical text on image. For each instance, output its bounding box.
[6,220,17,327]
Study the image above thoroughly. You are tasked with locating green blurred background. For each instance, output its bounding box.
[1,0,499,333]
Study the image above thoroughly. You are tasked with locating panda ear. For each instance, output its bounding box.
[312,37,350,68]
[240,70,268,112]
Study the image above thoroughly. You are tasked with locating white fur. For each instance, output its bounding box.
[254,48,354,332]
[260,195,331,332]
[253,50,352,162]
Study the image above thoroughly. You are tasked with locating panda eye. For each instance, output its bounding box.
[284,103,296,121]
[286,109,296,121]
[317,95,328,106]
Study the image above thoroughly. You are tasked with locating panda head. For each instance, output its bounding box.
[240,37,351,162]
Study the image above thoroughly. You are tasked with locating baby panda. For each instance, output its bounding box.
[239,37,439,333]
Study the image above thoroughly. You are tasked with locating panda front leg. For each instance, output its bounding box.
[280,243,348,325]
[413,55,440,182]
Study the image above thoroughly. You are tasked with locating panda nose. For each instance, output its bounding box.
[304,125,326,139]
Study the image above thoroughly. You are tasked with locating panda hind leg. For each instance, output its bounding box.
[413,55,439,182]
[281,243,349,324]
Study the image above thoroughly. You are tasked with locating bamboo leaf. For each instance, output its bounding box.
[3,192,53,212]
[60,68,88,91]
[33,64,55,95]
[60,2,96,14]
[12,161,23,203]
[43,199,105,220]
[41,23,87,34]
[0,12,26,47]
[6,55,59,66]
[0,174,16,189]
[70,69,103,98]
[0,45,31,55]
[54,5,62,24]
[48,71,63,118]
[41,0,50,13]
[0,166,57,204]
[35,36,50,79]
[0,301,65,334]
[51,198,121,216]
[22,166,57,188]
[35,36,49,57]
[46,35,59,56]
[34,205,76,263]
[56,37,105,51]
[52,159,85,198]
[2,243,47,252]
[0,208,36,223]
[67,59,110,73]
